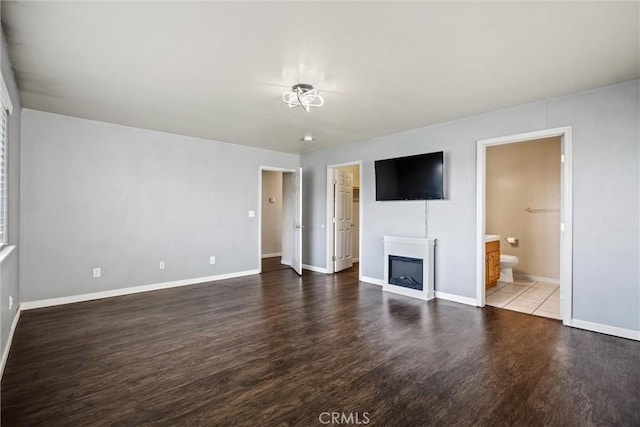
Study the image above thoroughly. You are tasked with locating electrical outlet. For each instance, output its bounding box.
[159,261,165,270]
[9,295,13,310]
[210,256,216,265]
[93,267,101,278]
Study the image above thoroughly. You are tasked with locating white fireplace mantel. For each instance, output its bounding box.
[383,235,435,301]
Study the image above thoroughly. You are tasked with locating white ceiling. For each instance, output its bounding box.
[2,2,638,154]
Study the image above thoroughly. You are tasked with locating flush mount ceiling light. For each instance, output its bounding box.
[282,84,324,112]
[302,135,314,142]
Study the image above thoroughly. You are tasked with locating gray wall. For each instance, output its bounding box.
[0,31,21,359]
[301,80,639,332]
[20,110,298,302]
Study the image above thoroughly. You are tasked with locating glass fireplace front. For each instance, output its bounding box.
[388,255,423,291]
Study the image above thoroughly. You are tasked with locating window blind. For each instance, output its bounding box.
[0,108,7,246]
[0,72,11,249]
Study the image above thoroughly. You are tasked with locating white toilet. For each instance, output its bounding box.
[499,254,519,283]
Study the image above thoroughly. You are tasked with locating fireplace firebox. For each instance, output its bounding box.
[388,255,423,290]
[383,236,435,301]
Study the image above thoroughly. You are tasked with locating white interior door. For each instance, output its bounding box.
[291,167,303,275]
[334,169,354,272]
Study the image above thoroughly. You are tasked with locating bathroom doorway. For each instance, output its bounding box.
[476,127,573,325]
[259,167,302,275]
[260,170,288,273]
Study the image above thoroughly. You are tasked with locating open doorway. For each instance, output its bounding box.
[259,167,302,275]
[485,137,561,318]
[261,170,288,273]
[476,127,573,325]
[326,161,362,279]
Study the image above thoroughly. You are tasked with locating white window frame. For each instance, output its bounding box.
[0,73,14,249]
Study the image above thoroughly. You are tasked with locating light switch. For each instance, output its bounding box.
[248,210,255,217]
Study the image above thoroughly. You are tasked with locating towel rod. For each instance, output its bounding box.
[525,207,560,213]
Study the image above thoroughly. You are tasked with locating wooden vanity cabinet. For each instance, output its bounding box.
[485,241,501,289]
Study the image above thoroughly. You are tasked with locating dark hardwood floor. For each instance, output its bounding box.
[2,267,639,426]
[337,262,359,279]
[261,256,292,273]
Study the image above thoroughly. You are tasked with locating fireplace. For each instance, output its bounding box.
[388,255,423,290]
[383,236,435,301]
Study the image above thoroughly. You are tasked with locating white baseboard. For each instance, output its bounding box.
[383,284,434,302]
[302,264,327,274]
[360,276,384,286]
[281,259,291,266]
[435,291,477,306]
[571,319,639,341]
[261,253,282,259]
[20,269,260,310]
[514,273,560,285]
[1,309,20,379]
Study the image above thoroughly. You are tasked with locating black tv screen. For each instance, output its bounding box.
[375,151,444,201]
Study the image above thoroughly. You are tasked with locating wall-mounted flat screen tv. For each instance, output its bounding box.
[375,151,444,201]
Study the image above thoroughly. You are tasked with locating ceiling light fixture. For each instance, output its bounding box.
[302,135,314,142]
[282,84,324,112]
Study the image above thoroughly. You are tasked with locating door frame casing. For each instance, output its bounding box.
[475,127,573,325]
[258,165,297,274]
[326,161,363,279]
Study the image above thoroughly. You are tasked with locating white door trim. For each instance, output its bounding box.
[258,166,296,273]
[475,127,573,326]
[326,161,363,281]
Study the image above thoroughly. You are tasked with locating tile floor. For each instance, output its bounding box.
[486,279,561,319]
